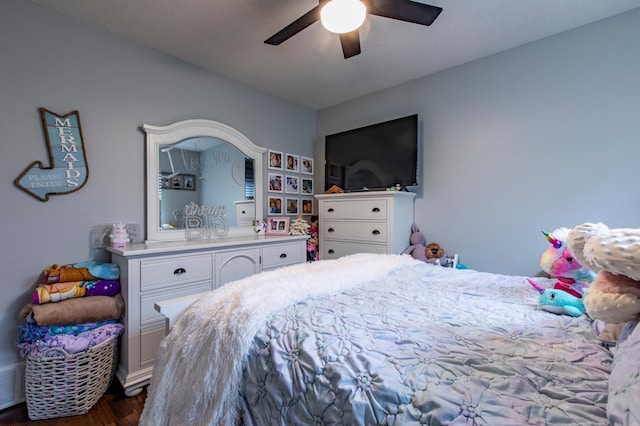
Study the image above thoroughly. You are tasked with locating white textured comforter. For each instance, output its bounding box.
[141,253,419,425]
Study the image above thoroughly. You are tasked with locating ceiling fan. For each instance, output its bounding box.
[264,0,443,59]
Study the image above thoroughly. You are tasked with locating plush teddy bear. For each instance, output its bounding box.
[425,242,444,259]
[425,242,448,265]
[402,223,429,262]
[567,222,640,324]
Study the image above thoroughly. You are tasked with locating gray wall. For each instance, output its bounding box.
[3,0,640,408]
[0,0,315,388]
[317,8,640,277]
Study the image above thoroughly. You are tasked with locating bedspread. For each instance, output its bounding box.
[142,254,612,426]
[240,262,611,425]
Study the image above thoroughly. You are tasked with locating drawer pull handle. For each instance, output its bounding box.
[372,230,380,235]
[173,268,186,275]
[241,210,246,214]
[280,253,287,259]
[372,207,380,212]
[328,228,335,233]
[327,208,335,213]
[328,249,335,254]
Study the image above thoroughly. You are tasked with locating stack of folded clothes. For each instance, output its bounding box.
[17,261,125,358]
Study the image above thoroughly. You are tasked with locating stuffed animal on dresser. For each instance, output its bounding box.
[109,223,130,248]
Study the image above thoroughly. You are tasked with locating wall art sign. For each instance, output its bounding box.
[14,108,89,202]
[180,202,229,239]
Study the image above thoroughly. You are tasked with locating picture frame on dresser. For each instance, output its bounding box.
[266,216,290,235]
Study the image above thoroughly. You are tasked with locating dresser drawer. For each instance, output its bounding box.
[321,199,387,220]
[262,242,305,269]
[140,253,213,291]
[323,221,388,243]
[322,241,387,260]
[140,281,212,326]
[140,326,166,369]
[237,202,255,226]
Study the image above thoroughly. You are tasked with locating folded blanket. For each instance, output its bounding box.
[43,261,119,283]
[17,319,120,345]
[17,322,124,359]
[20,294,125,326]
[32,280,120,304]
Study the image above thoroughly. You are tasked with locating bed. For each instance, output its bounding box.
[139,253,637,425]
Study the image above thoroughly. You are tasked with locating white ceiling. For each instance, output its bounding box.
[29,0,640,110]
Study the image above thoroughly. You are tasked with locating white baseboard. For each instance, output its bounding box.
[0,362,25,410]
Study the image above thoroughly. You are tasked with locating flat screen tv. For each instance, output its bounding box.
[324,114,419,192]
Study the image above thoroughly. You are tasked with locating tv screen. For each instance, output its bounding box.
[324,114,419,192]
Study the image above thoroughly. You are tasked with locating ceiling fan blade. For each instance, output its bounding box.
[264,6,321,45]
[367,0,442,26]
[339,30,361,59]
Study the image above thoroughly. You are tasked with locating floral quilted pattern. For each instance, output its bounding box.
[240,265,611,425]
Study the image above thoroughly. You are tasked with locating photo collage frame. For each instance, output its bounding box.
[161,172,196,191]
[268,150,314,216]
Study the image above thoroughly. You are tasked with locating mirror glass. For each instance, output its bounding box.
[144,119,266,242]
[158,137,253,229]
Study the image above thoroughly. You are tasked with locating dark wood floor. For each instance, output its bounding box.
[0,382,146,426]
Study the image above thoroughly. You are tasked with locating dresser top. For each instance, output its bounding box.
[107,234,308,258]
[314,191,416,200]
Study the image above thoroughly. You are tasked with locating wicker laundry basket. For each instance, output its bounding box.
[25,337,118,420]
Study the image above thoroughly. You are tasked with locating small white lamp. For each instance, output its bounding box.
[320,0,367,34]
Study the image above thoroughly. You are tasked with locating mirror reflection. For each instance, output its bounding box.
[158,137,255,230]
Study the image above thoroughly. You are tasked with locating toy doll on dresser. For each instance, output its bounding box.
[307,215,319,262]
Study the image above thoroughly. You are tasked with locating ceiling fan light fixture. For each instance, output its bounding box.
[320,0,367,34]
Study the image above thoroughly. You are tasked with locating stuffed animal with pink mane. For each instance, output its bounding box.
[529,228,595,298]
[527,228,596,317]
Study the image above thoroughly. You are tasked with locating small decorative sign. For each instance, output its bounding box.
[181,202,229,239]
[14,108,89,202]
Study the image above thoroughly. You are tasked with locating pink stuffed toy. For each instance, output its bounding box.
[529,228,595,298]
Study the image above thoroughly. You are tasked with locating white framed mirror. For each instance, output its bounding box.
[143,119,266,242]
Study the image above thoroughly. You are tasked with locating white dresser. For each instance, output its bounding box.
[315,191,415,259]
[107,235,307,396]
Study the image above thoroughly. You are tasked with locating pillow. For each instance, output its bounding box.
[608,320,640,425]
